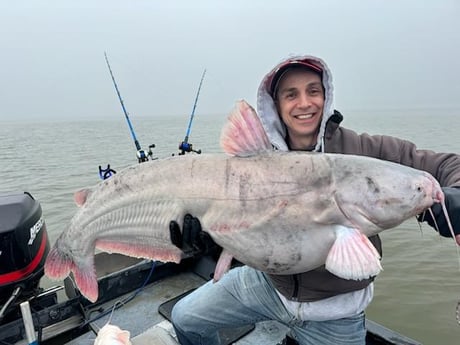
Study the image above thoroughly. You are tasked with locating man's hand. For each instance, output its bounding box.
[169,214,221,256]
[420,187,460,245]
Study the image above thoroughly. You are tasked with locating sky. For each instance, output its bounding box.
[0,0,459,121]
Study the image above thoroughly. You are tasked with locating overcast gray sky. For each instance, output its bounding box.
[1,0,459,121]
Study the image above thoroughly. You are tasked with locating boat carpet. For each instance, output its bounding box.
[158,289,255,345]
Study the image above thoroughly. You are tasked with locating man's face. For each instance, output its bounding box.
[275,69,325,149]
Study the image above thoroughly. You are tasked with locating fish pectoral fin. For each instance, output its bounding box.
[96,238,183,264]
[212,249,234,282]
[325,226,382,281]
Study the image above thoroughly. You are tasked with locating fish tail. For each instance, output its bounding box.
[72,260,98,303]
[44,246,73,280]
[45,245,99,302]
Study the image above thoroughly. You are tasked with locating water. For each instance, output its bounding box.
[1,109,459,345]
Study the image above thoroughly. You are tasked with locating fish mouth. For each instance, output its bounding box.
[422,173,444,204]
[433,188,444,204]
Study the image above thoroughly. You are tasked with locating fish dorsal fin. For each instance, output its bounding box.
[220,100,272,157]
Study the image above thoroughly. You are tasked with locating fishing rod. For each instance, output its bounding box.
[104,52,156,166]
[177,69,206,155]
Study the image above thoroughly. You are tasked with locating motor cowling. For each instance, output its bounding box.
[0,192,50,302]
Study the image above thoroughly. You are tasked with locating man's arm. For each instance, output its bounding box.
[420,187,460,245]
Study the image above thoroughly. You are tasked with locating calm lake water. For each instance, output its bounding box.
[1,108,459,344]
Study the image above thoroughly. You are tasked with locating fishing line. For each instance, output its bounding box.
[457,302,460,325]
[80,260,156,328]
[89,301,120,337]
[433,204,460,325]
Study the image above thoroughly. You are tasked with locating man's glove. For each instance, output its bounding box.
[169,214,221,256]
[419,187,460,244]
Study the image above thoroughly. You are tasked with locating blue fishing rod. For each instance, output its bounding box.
[100,52,156,179]
[178,69,206,155]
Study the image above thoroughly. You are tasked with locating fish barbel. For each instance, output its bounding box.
[45,100,450,303]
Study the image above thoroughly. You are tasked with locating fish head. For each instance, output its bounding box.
[335,160,442,233]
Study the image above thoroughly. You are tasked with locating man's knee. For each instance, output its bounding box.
[171,299,187,327]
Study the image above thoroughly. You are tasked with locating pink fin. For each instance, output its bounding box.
[96,239,183,263]
[325,226,382,280]
[73,261,98,303]
[213,249,234,282]
[220,100,272,157]
[74,188,91,207]
[95,324,132,345]
[44,246,73,279]
[44,245,98,302]
[117,330,131,344]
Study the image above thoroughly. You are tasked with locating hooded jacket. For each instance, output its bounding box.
[256,55,460,302]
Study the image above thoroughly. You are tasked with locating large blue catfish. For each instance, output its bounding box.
[45,100,449,303]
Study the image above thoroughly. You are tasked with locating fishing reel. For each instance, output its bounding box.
[137,144,157,162]
[99,144,157,180]
[178,141,201,156]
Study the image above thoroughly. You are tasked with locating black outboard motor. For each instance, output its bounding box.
[0,192,50,314]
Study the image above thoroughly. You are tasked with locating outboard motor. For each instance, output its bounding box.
[0,192,50,320]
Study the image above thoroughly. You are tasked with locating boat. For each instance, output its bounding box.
[0,191,423,345]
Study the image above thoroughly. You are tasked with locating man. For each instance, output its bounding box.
[171,55,460,345]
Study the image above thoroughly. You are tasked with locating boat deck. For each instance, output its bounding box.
[64,254,421,345]
[67,271,289,345]
[1,253,422,345]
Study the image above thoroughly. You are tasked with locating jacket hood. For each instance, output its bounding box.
[256,54,335,152]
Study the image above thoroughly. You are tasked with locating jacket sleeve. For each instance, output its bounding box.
[326,126,460,188]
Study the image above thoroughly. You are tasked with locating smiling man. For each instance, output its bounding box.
[171,55,460,345]
[271,62,325,150]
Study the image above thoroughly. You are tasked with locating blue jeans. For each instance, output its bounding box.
[171,266,366,345]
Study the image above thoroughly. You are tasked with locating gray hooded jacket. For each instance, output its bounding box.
[256,54,460,302]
